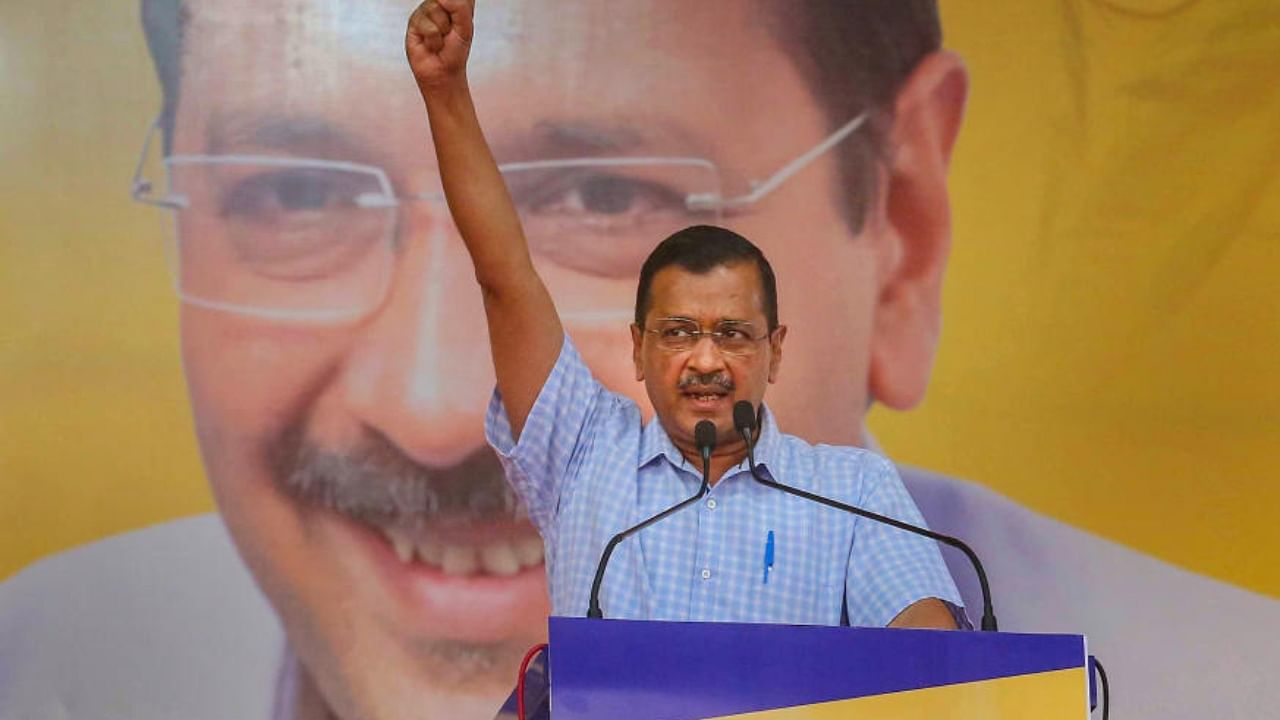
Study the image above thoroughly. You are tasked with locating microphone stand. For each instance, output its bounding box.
[733,402,998,631]
[587,420,716,619]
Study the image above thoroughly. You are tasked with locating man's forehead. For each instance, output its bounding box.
[648,264,767,319]
[172,0,814,177]
[186,0,516,77]
[181,0,770,84]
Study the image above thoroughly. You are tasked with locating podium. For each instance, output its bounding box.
[504,617,1091,719]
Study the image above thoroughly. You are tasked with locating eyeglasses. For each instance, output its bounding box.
[130,111,869,324]
[644,319,773,356]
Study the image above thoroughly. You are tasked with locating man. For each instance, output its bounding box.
[405,0,962,632]
[1,1,1277,719]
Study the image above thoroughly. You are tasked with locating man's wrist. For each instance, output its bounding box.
[417,74,472,105]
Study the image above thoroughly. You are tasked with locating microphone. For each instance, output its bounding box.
[732,401,998,632]
[695,419,716,469]
[587,419,717,619]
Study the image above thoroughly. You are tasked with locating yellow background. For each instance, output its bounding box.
[714,667,1087,719]
[2,1,1277,597]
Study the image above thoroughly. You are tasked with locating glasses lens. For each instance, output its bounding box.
[167,159,395,320]
[714,322,765,356]
[502,160,722,281]
[654,320,700,351]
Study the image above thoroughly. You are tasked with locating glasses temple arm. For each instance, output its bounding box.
[687,111,870,212]
[130,115,189,209]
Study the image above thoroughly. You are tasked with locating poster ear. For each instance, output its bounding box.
[867,51,968,410]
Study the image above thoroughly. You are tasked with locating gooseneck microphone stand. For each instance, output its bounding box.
[732,401,998,631]
[587,420,717,619]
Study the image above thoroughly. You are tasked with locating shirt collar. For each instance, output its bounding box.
[637,403,783,473]
[749,404,782,473]
[639,415,689,470]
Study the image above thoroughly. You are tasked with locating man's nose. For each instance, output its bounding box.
[339,212,493,467]
[684,334,728,374]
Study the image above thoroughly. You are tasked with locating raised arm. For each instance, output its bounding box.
[406,0,563,438]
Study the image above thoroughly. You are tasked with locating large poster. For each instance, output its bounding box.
[2,1,1277,718]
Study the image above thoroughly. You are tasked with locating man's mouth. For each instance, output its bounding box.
[677,372,734,407]
[376,525,545,577]
[681,385,731,407]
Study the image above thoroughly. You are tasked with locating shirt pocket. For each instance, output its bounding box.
[737,519,844,625]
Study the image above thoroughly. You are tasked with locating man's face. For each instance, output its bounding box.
[632,262,785,456]
[172,0,893,717]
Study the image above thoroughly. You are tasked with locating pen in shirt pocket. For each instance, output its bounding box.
[763,530,774,585]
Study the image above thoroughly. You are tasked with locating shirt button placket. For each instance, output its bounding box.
[692,492,718,619]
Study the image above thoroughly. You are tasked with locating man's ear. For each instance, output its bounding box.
[767,325,787,384]
[630,323,645,381]
[868,50,968,410]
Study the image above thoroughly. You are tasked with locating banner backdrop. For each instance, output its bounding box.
[2,1,1277,719]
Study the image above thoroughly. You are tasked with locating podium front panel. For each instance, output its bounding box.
[548,617,1088,720]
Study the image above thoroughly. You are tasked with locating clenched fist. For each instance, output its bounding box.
[406,0,475,91]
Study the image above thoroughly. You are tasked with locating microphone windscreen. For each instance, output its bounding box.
[694,420,717,453]
[733,401,757,435]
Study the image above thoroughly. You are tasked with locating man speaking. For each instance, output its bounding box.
[406,0,963,630]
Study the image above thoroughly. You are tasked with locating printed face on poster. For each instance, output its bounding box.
[133,0,959,716]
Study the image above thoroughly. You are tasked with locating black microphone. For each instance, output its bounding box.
[732,401,998,632]
[587,419,717,619]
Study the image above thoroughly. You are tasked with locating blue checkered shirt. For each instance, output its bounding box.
[486,335,965,627]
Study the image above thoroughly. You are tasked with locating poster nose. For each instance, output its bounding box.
[340,216,494,468]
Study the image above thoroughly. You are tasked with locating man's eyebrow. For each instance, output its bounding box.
[494,119,712,162]
[657,317,756,327]
[206,113,372,161]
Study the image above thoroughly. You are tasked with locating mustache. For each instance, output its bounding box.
[267,426,520,530]
[677,371,734,391]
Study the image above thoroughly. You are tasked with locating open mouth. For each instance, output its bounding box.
[275,439,549,579]
[376,525,545,577]
[313,507,549,646]
[682,387,731,408]
[274,438,551,641]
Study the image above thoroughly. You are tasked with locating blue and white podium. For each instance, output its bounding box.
[504,617,1091,719]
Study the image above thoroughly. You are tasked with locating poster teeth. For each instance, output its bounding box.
[415,538,444,566]
[441,545,479,576]
[387,531,414,564]
[480,544,521,576]
[381,528,543,575]
[515,538,545,567]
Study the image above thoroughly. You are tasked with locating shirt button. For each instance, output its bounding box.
[701,568,712,580]
[706,498,717,510]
